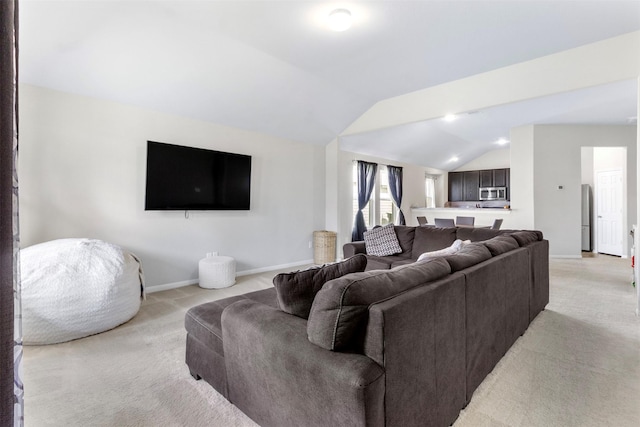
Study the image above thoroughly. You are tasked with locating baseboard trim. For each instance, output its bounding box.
[550,255,582,259]
[145,259,314,293]
[236,259,314,277]
[146,279,198,293]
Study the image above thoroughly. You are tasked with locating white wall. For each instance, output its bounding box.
[325,138,339,233]
[455,148,510,171]
[581,147,595,189]
[509,125,535,229]
[328,149,446,257]
[511,124,636,258]
[19,85,326,289]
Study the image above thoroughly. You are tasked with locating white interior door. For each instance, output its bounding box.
[596,170,623,256]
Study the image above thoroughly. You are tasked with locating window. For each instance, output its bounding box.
[353,163,396,228]
[425,174,438,208]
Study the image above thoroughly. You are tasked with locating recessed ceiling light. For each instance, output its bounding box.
[449,156,459,162]
[443,114,458,122]
[496,138,510,145]
[328,9,352,32]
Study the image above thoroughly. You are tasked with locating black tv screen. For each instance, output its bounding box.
[145,141,251,210]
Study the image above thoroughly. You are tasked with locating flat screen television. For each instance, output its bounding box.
[145,141,251,210]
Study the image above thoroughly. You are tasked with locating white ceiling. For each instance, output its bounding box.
[19,1,640,170]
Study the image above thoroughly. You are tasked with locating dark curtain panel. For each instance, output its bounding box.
[1,0,21,425]
[387,165,405,225]
[351,161,377,241]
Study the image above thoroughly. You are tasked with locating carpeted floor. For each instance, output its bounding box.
[23,255,640,426]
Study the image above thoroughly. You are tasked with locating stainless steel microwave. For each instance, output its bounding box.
[479,187,506,201]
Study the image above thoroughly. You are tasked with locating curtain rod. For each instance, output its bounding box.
[352,159,402,168]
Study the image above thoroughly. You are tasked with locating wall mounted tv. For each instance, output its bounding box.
[145,141,251,211]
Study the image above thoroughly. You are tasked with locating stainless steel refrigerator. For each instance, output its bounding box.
[582,184,592,251]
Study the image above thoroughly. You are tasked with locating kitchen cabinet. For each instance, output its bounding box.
[479,170,493,187]
[449,168,511,202]
[493,169,508,187]
[448,172,464,201]
[505,169,510,200]
[463,171,480,200]
[479,168,508,188]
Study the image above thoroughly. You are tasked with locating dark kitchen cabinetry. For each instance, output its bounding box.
[448,168,510,202]
[505,169,510,200]
[448,172,464,202]
[463,171,480,201]
[480,170,493,187]
[493,169,508,187]
[479,168,508,188]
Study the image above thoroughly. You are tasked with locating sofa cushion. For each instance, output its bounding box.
[273,254,368,319]
[364,254,409,271]
[185,288,278,356]
[411,226,458,259]
[511,230,543,246]
[307,258,452,351]
[455,227,504,242]
[364,224,403,256]
[444,242,493,272]
[483,235,519,256]
[393,225,416,254]
[390,258,415,268]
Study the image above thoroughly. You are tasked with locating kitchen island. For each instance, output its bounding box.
[411,207,511,228]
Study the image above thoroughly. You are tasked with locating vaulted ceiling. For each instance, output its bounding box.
[19,1,640,170]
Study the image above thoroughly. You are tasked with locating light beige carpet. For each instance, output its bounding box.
[23,256,640,426]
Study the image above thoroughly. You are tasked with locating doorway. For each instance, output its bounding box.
[596,169,624,257]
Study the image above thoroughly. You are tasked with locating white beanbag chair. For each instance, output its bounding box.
[20,238,145,345]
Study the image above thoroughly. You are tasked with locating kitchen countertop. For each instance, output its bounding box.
[411,207,511,228]
[412,207,511,213]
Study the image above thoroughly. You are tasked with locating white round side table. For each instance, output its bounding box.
[198,256,236,289]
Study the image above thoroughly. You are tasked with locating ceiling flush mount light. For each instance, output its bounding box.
[496,138,510,145]
[449,156,459,163]
[443,114,458,122]
[328,9,352,32]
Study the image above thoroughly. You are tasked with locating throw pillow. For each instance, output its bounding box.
[417,239,466,262]
[273,254,368,319]
[411,226,457,259]
[510,231,542,247]
[443,242,493,272]
[483,235,519,256]
[364,224,403,256]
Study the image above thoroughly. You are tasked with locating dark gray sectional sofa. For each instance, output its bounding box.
[184,226,549,427]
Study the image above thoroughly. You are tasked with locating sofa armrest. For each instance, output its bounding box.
[343,241,367,258]
[222,300,385,427]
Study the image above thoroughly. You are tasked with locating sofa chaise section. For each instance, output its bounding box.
[222,299,386,427]
[184,288,278,398]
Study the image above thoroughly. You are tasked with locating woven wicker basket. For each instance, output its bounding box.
[313,230,337,264]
